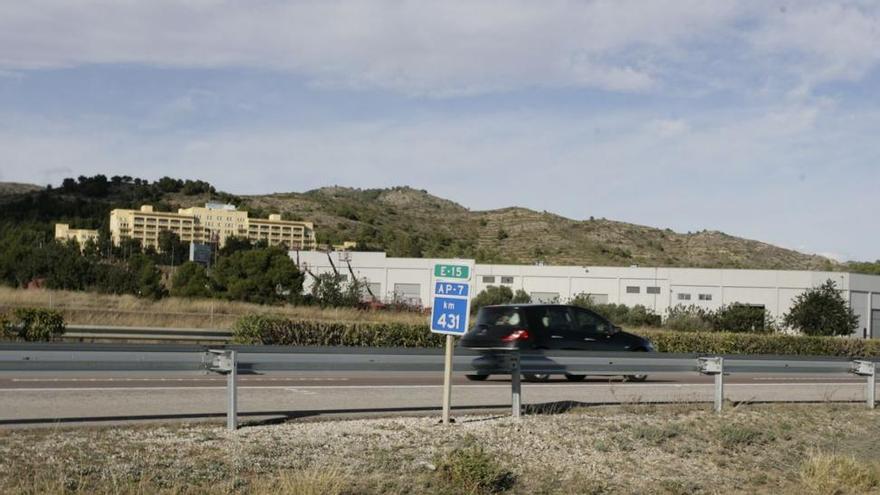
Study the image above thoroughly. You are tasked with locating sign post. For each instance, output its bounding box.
[430,261,474,425]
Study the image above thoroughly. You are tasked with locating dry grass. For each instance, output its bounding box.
[1,404,879,494]
[799,453,880,495]
[0,287,426,329]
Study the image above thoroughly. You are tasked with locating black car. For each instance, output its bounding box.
[459,303,655,382]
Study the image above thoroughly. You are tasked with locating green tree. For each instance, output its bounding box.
[471,285,531,313]
[128,254,167,299]
[511,289,532,304]
[3,308,66,342]
[309,272,362,308]
[210,247,303,304]
[783,280,859,336]
[219,236,253,257]
[171,262,212,298]
[157,231,187,266]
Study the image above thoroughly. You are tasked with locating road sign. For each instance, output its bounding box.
[434,264,470,280]
[430,262,473,336]
[430,259,475,424]
[431,297,469,334]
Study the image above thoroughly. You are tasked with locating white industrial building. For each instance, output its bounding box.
[293,251,880,339]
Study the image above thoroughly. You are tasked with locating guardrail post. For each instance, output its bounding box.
[207,350,238,431]
[511,351,521,420]
[699,357,724,413]
[851,361,876,410]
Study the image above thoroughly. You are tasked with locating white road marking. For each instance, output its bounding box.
[9,377,349,383]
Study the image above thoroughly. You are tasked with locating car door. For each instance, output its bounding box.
[532,306,578,349]
[569,307,618,351]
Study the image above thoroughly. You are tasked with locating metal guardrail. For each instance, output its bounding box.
[0,343,876,429]
[63,325,233,343]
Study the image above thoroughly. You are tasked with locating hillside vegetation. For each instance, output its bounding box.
[0,177,846,270]
[249,186,838,270]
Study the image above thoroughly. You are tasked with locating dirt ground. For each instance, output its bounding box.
[1,403,879,494]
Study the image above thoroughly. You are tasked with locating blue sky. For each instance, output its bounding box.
[1,1,879,261]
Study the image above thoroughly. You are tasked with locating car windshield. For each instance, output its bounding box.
[474,307,523,327]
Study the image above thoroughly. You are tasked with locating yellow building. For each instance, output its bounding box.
[109,203,316,251]
[55,224,100,248]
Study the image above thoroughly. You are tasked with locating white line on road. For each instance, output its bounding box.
[9,377,349,382]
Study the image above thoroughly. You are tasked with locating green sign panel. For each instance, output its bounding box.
[434,264,470,280]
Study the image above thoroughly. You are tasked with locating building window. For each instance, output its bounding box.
[699,294,713,301]
[626,286,640,294]
[678,293,691,301]
[482,276,495,283]
[646,286,660,294]
[501,276,514,284]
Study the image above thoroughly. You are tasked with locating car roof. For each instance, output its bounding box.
[482,303,572,308]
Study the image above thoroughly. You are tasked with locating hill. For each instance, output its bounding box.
[0,177,840,270]
[0,182,41,197]
[245,186,838,270]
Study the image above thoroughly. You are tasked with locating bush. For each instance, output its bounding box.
[714,304,775,333]
[2,308,65,342]
[636,328,880,358]
[471,286,531,313]
[569,293,661,327]
[664,305,715,332]
[436,444,515,494]
[784,280,859,336]
[308,272,362,308]
[232,314,444,347]
[232,315,880,358]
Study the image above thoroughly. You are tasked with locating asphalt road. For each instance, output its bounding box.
[0,370,872,427]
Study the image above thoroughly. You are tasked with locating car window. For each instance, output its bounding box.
[475,307,523,327]
[540,307,573,331]
[572,308,610,334]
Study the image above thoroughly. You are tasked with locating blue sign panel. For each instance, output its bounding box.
[434,281,469,298]
[431,297,469,335]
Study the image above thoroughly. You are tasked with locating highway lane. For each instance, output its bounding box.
[0,371,872,427]
[0,370,867,389]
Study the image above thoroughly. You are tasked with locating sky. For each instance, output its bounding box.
[1,1,878,261]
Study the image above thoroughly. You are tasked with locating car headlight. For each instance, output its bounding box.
[644,341,656,351]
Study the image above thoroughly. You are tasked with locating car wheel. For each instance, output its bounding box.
[564,373,586,382]
[624,347,649,382]
[523,373,551,382]
[465,374,489,381]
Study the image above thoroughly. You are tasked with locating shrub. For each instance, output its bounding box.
[2,308,65,342]
[784,280,859,336]
[308,272,362,308]
[436,444,515,494]
[636,328,880,358]
[471,286,531,313]
[232,314,444,347]
[800,453,880,494]
[664,305,715,332]
[713,304,775,333]
[232,315,880,357]
[569,293,661,327]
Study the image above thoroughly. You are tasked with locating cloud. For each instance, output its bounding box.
[2,100,879,257]
[0,0,799,96]
[750,3,880,88]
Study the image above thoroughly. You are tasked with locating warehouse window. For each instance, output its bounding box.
[646,286,661,294]
[678,293,692,301]
[699,294,713,301]
[626,286,640,294]
[482,276,496,283]
[500,276,514,284]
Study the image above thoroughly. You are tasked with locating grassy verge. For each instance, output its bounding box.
[0,287,426,329]
[1,404,879,494]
